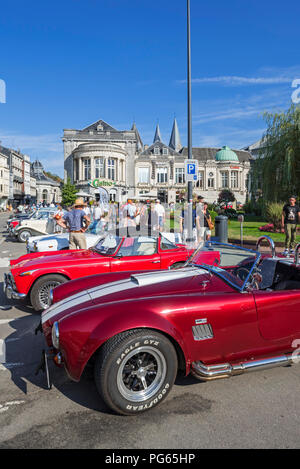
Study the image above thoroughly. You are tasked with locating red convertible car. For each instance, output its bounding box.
[38,236,300,415]
[4,231,209,311]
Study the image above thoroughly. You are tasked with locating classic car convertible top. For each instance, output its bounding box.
[37,236,300,415]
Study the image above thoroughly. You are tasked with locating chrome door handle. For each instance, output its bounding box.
[152,260,160,263]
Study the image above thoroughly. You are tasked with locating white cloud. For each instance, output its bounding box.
[0,130,63,175]
[0,131,62,153]
[188,76,293,86]
[177,65,300,87]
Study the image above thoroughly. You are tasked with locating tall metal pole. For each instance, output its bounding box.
[187,0,193,243]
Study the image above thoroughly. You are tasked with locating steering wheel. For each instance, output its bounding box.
[235,266,250,281]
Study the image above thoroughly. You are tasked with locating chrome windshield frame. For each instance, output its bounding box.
[189,241,262,293]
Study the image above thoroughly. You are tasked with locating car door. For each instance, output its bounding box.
[110,236,161,272]
[254,289,300,341]
[33,212,50,233]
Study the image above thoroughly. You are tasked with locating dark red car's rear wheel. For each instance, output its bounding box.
[94,329,178,415]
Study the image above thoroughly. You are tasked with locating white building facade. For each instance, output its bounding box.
[135,121,252,204]
[63,119,142,202]
[63,118,252,204]
[0,149,10,209]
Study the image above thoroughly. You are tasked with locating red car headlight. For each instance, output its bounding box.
[51,322,60,349]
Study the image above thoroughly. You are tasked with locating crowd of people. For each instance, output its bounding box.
[5,196,214,250]
[55,196,214,250]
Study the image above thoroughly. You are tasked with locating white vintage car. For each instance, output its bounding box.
[26,223,182,253]
[13,209,66,243]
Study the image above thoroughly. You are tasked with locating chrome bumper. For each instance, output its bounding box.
[3,273,26,300]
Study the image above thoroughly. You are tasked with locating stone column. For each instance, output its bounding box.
[78,157,82,182]
[90,156,95,181]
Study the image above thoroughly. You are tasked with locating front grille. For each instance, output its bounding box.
[192,324,214,341]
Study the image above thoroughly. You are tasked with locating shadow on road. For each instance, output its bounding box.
[2,298,202,416]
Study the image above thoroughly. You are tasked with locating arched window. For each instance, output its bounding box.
[42,189,48,203]
[95,158,105,178]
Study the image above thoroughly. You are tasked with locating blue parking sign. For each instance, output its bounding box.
[187,163,196,174]
[185,159,198,182]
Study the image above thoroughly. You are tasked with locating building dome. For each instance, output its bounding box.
[215,146,239,162]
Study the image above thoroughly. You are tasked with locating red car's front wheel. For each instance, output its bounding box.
[94,329,178,415]
[30,274,67,311]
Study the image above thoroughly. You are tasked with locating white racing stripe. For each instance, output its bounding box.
[42,291,90,324]
[42,268,203,324]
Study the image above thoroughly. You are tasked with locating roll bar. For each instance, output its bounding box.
[256,236,276,258]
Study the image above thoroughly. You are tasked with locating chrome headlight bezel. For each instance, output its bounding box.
[51,321,60,349]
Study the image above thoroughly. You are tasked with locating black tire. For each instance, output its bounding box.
[17,229,32,243]
[30,274,67,311]
[94,329,178,415]
[169,261,186,270]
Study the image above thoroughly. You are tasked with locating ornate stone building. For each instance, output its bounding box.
[63,117,252,204]
[135,119,252,204]
[63,119,143,202]
[31,160,61,204]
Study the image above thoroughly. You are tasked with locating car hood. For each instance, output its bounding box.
[28,233,69,243]
[41,266,222,325]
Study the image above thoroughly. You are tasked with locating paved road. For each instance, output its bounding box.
[0,212,300,449]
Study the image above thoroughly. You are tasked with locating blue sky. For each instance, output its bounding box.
[0,0,299,176]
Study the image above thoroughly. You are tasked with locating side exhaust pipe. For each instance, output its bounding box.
[191,354,294,381]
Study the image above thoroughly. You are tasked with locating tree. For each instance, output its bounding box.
[44,171,63,184]
[218,189,235,205]
[61,178,78,206]
[252,104,300,203]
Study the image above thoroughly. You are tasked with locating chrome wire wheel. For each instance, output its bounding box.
[19,230,31,242]
[117,346,167,403]
[38,281,61,310]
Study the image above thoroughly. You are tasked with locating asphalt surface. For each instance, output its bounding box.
[0,212,300,450]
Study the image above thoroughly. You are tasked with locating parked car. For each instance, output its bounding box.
[37,237,300,415]
[11,209,63,242]
[4,231,203,311]
[6,211,34,232]
[26,222,183,253]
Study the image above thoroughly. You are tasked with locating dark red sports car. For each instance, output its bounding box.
[38,236,300,415]
[4,232,212,311]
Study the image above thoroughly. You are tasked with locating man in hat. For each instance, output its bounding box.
[282,195,300,256]
[57,198,90,250]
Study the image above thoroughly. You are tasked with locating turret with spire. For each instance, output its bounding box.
[153,123,162,143]
[169,118,182,152]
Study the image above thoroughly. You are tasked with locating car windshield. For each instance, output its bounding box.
[92,234,121,256]
[187,242,261,291]
[160,234,177,251]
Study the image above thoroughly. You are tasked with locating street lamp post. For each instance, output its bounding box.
[186,0,194,244]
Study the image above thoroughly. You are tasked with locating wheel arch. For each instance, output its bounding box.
[84,326,188,378]
[27,271,71,297]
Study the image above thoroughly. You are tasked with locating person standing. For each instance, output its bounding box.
[282,196,300,256]
[197,202,212,244]
[57,198,90,250]
[154,200,165,231]
[53,205,64,233]
[123,199,137,227]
